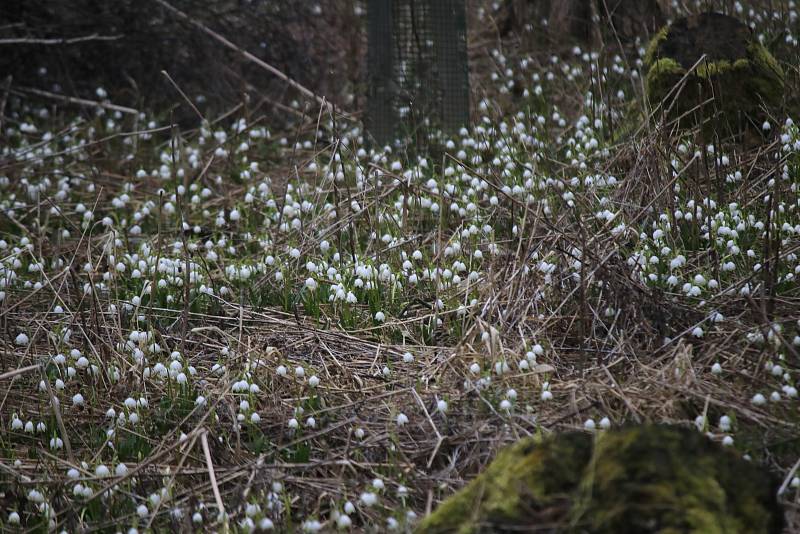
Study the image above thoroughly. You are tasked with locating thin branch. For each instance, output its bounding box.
[0,363,40,381]
[14,86,139,115]
[152,0,340,116]
[201,430,226,520]
[0,34,122,45]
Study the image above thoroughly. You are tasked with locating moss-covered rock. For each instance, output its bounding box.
[416,425,784,534]
[643,13,784,138]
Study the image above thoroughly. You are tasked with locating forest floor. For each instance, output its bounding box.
[1,1,799,532]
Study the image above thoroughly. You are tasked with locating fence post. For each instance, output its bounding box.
[366,0,395,146]
[366,0,469,145]
[430,0,469,135]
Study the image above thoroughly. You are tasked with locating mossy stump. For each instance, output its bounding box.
[644,13,784,139]
[416,425,783,534]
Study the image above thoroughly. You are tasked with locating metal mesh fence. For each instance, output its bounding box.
[366,0,469,146]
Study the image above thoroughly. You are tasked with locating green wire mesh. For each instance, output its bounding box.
[366,0,469,146]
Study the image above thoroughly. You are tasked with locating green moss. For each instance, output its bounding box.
[417,426,784,534]
[645,57,684,107]
[573,427,776,533]
[747,41,784,81]
[742,42,785,107]
[696,60,732,78]
[644,25,671,68]
[416,432,593,533]
[643,18,784,137]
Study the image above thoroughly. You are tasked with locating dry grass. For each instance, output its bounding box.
[1,1,799,532]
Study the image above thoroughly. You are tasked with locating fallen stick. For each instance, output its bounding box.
[200,430,226,519]
[0,34,122,45]
[0,363,40,381]
[15,86,139,115]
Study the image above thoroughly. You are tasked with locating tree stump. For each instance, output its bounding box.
[644,13,784,138]
[416,425,784,533]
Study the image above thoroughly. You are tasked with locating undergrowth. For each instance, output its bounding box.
[0,1,799,532]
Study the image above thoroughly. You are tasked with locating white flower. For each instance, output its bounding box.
[374,311,386,322]
[719,415,732,432]
[599,417,611,430]
[751,393,767,406]
[10,417,23,431]
[584,419,596,431]
[72,393,85,407]
[541,390,553,401]
[402,352,414,363]
[711,362,722,375]
[302,520,322,532]
[359,492,378,507]
[695,415,707,431]
[308,375,320,387]
[722,435,734,447]
[396,413,409,426]
[15,333,29,346]
[437,399,448,413]
[494,361,510,375]
[95,464,110,477]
